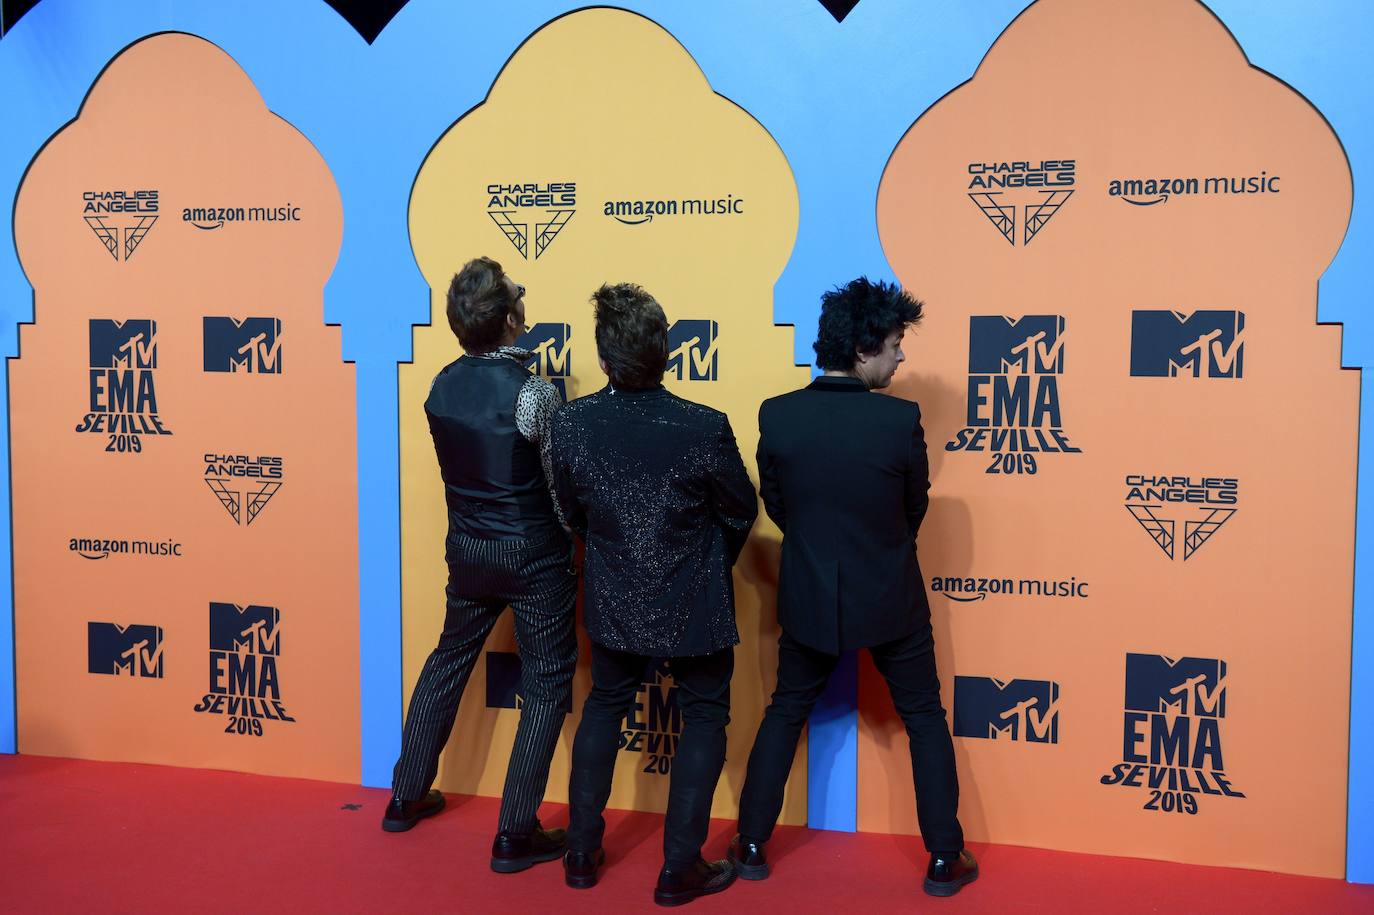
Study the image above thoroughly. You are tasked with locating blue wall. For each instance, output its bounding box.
[1,0,1369,881]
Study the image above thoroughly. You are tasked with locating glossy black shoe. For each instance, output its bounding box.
[923,849,978,897]
[490,826,567,873]
[727,835,769,881]
[564,847,606,889]
[653,858,737,907]
[380,790,446,833]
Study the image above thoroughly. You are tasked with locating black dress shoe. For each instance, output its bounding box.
[727,835,769,881]
[924,849,978,897]
[653,858,737,907]
[381,790,446,833]
[490,826,567,873]
[564,847,606,889]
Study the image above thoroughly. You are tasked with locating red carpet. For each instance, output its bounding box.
[0,755,1370,914]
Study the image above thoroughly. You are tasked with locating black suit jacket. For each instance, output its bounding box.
[551,385,757,657]
[758,375,930,654]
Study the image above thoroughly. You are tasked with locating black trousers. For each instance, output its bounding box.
[391,530,577,835]
[738,623,964,854]
[567,643,734,867]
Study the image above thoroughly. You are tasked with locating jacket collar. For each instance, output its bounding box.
[459,345,532,364]
[807,374,870,393]
[606,383,668,398]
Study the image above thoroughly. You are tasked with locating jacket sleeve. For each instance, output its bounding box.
[549,413,587,535]
[906,406,931,537]
[709,415,758,565]
[756,404,785,530]
[515,375,567,528]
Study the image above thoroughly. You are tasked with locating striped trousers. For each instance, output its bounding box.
[391,529,578,835]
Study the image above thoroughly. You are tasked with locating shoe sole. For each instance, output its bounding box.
[729,856,770,881]
[380,795,447,833]
[565,872,599,889]
[490,846,565,874]
[653,869,738,907]
[923,869,978,897]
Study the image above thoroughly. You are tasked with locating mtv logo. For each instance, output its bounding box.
[486,651,523,709]
[968,315,1066,375]
[90,319,157,369]
[666,320,720,381]
[87,622,164,677]
[484,650,572,711]
[203,317,283,373]
[209,603,281,655]
[1130,310,1245,378]
[953,676,1059,743]
[516,323,572,398]
[1124,653,1226,718]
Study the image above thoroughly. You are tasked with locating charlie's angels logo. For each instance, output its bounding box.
[953,676,1059,743]
[1125,474,1237,561]
[945,315,1081,474]
[204,454,283,526]
[667,320,719,381]
[1101,653,1244,814]
[966,160,1074,246]
[192,603,295,736]
[487,182,575,259]
[516,323,572,399]
[484,651,572,712]
[75,319,173,453]
[1130,311,1245,378]
[203,317,284,373]
[620,660,681,777]
[83,190,158,261]
[87,622,164,677]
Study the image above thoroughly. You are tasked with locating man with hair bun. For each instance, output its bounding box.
[383,256,578,878]
[730,277,977,898]
[552,282,757,906]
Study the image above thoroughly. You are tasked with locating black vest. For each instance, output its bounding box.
[425,354,559,540]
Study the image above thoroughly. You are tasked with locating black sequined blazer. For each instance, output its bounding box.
[551,384,757,657]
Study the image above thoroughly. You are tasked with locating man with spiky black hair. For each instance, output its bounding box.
[729,277,977,898]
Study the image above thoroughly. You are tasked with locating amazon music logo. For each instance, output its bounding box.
[181,203,302,230]
[602,193,744,226]
[69,535,183,561]
[1108,172,1279,207]
[929,574,1088,603]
